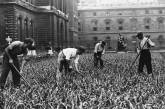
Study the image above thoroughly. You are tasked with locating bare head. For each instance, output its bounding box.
[76,46,86,55]
[136,32,143,40]
[23,38,34,49]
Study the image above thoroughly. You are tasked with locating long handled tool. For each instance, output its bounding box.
[11,62,31,88]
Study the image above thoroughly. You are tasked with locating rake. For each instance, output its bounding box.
[11,62,31,88]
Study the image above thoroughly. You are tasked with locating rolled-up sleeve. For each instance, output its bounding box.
[148,39,155,47]
[94,43,99,53]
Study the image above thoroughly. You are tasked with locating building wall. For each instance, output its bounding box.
[78,7,165,50]
[0,0,72,51]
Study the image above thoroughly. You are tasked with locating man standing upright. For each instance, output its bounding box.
[136,32,155,78]
[0,38,34,89]
[94,41,106,69]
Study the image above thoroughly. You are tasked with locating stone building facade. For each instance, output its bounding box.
[0,0,78,51]
[78,1,165,51]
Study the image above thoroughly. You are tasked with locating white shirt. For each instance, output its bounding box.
[94,42,105,54]
[58,48,79,64]
[139,37,155,50]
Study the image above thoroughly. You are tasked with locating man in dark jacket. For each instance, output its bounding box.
[0,38,34,89]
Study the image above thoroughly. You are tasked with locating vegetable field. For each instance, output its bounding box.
[0,53,165,109]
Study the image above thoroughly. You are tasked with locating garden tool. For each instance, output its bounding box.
[11,62,31,88]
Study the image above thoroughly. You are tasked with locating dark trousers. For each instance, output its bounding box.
[59,59,71,74]
[0,53,21,88]
[138,49,152,75]
[94,52,103,68]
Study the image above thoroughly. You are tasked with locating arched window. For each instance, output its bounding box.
[130,18,137,30]
[24,18,28,38]
[144,18,151,24]
[157,17,164,30]
[104,19,111,25]
[104,19,111,31]
[117,18,124,25]
[29,20,34,38]
[105,36,111,49]
[91,19,98,25]
[157,17,164,24]
[60,22,64,48]
[157,35,164,47]
[17,16,23,41]
[144,18,151,30]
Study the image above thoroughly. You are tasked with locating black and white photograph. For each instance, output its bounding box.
[0,0,165,108]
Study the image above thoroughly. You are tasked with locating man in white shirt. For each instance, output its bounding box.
[94,41,106,69]
[57,46,85,75]
[136,32,155,78]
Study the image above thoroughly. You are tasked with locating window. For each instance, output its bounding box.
[105,11,110,16]
[30,20,34,37]
[78,28,81,31]
[93,27,97,31]
[146,19,150,23]
[158,35,164,46]
[104,19,111,25]
[106,27,110,30]
[106,36,111,49]
[91,20,98,25]
[17,16,22,40]
[158,19,163,24]
[93,12,97,16]
[130,18,137,30]
[145,25,150,29]
[118,13,122,15]
[157,17,164,30]
[145,10,149,14]
[78,22,81,31]
[130,18,137,23]
[93,37,98,41]
[24,19,28,38]
[157,17,164,24]
[105,21,110,25]
[118,18,124,24]
[118,26,123,30]
[159,10,163,14]
[144,18,151,24]
[106,37,111,40]
[94,21,97,25]
[78,12,80,16]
